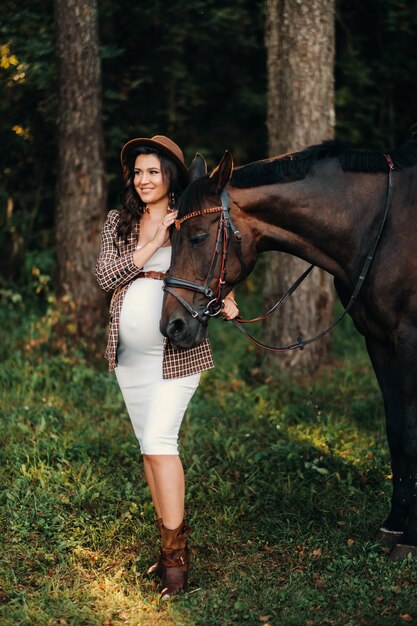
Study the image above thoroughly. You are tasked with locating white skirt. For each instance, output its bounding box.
[115,247,200,455]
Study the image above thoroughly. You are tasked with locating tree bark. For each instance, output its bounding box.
[263,0,335,373]
[54,0,107,348]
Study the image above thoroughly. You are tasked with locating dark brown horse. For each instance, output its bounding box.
[160,130,417,560]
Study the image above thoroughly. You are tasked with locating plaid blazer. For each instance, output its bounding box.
[95,209,214,378]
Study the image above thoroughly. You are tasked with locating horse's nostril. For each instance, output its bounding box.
[168,318,185,337]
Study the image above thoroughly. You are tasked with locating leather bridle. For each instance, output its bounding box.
[163,190,244,326]
[163,155,395,352]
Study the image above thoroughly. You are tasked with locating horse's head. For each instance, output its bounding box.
[160,151,252,349]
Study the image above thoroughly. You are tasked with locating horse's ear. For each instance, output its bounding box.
[209,150,234,191]
[188,153,207,183]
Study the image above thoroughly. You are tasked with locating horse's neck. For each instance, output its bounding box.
[229,166,388,284]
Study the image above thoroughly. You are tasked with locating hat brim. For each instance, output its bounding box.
[120,137,188,182]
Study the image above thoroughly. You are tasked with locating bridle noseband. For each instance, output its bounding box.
[163,190,244,325]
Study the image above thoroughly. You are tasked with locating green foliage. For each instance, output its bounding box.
[2,289,417,625]
[0,1,56,282]
[336,0,417,147]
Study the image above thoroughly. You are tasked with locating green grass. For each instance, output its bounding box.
[1,286,417,626]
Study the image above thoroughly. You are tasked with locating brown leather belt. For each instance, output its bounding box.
[137,271,168,280]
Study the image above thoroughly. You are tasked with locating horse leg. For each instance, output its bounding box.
[389,339,417,560]
[365,337,410,545]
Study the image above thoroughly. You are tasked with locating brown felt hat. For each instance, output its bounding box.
[120,135,188,181]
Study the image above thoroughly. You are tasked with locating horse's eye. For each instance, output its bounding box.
[190,234,208,246]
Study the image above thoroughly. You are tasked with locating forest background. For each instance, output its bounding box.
[2,0,417,289]
[2,1,417,626]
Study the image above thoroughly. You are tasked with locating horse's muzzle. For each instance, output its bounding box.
[160,313,207,349]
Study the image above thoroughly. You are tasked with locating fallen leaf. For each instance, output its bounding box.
[312,574,324,589]
[347,538,354,546]
[400,614,413,622]
[312,548,322,558]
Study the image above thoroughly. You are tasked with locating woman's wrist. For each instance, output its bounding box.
[147,239,160,252]
[224,294,237,306]
[133,240,159,268]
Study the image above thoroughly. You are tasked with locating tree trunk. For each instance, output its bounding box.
[263,0,335,373]
[54,0,107,349]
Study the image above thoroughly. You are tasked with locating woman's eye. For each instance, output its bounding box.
[190,234,208,245]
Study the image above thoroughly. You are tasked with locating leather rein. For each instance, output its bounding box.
[163,155,395,352]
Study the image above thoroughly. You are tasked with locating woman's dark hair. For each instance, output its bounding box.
[117,146,185,241]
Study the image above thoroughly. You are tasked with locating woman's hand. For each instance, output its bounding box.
[152,210,178,248]
[221,293,239,320]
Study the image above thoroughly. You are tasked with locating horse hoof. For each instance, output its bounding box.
[377,528,403,548]
[389,544,417,561]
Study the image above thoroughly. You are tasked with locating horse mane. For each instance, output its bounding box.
[177,134,417,216]
[232,137,417,189]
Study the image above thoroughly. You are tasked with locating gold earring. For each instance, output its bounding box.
[169,191,176,211]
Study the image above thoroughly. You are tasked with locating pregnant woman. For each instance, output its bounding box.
[95,135,238,597]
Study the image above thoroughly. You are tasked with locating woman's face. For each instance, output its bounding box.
[133,154,170,207]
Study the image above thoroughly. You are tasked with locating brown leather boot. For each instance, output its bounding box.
[145,518,163,578]
[160,521,190,599]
